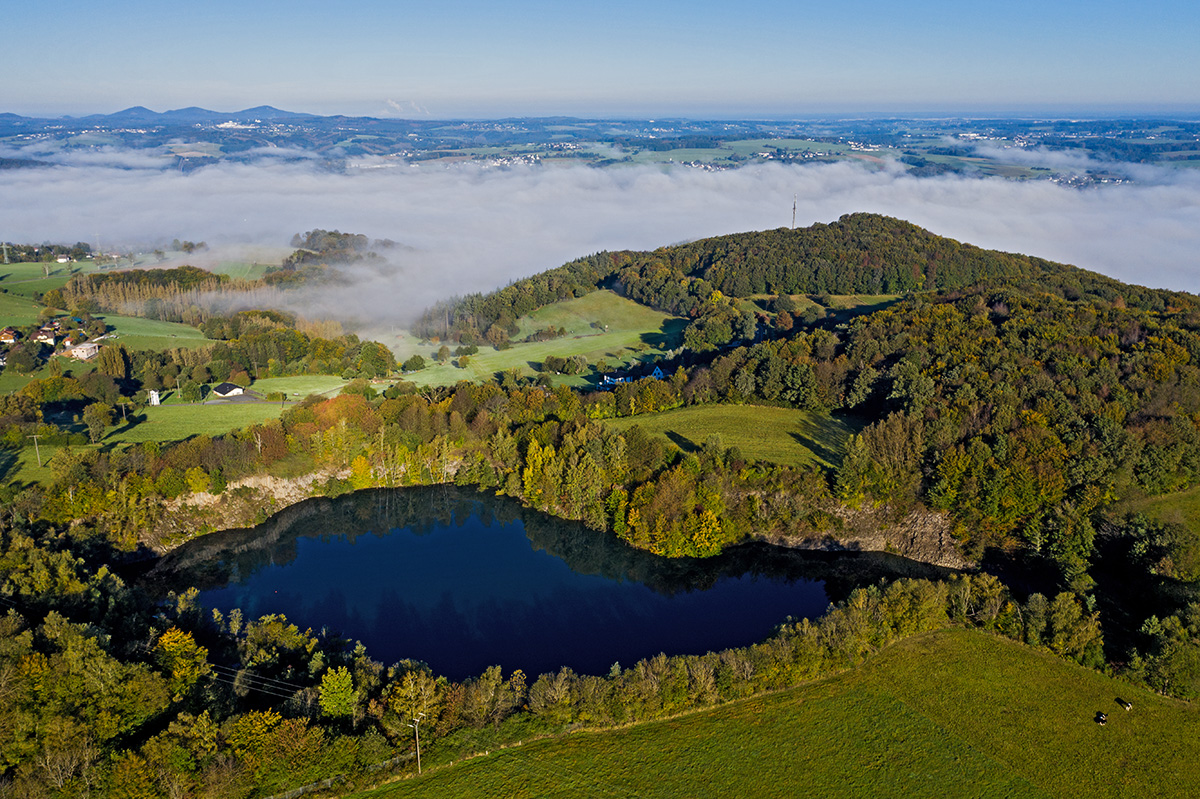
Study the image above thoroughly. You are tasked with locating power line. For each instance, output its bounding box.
[210,663,310,693]
[208,672,297,702]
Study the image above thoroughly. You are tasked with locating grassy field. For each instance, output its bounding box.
[205,260,273,281]
[0,261,99,301]
[352,629,1200,799]
[1,378,339,485]
[1121,484,1200,530]
[605,404,857,468]
[103,402,288,443]
[385,291,685,388]
[99,314,214,351]
[248,375,349,398]
[0,292,42,328]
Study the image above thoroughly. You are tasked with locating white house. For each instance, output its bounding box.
[68,341,100,360]
[212,382,245,398]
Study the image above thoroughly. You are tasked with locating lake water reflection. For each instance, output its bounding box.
[150,487,944,680]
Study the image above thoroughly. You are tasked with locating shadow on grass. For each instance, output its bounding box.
[789,414,859,468]
[639,318,688,350]
[826,297,902,323]
[110,412,149,439]
[0,449,19,482]
[665,430,698,454]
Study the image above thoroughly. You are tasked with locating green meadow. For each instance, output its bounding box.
[246,375,349,398]
[0,292,42,329]
[102,401,288,443]
[205,260,273,280]
[388,290,685,388]
[0,261,98,301]
[99,314,214,351]
[353,629,1200,799]
[605,404,857,468]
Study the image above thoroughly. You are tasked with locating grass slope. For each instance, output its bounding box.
[0,292,42,328]
[247,375,349,398]
[103,402,288,443]
[0,261,99,301]
[1122,484,1200,531]
[98,314,214,351]
[605,404,857,469]
[354,629,1200,799]
[388,291,684,388]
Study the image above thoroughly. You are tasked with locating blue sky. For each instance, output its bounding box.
[5,0,1199,117]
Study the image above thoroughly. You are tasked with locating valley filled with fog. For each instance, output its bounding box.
[4,154,1199,327]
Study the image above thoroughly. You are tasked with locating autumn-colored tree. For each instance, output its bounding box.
[154,627,212,699]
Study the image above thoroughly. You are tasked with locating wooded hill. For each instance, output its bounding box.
[414,212,1198,344]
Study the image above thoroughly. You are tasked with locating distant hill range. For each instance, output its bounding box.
[7,105,319,125]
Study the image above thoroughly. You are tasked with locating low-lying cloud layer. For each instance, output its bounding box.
[3,154,1199,326]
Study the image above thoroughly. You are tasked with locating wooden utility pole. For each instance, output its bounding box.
[409,713,425,774]
[27,434,43,467]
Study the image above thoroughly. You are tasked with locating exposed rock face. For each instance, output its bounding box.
[152,473,969,572]
[757,505,971,570]
[146,470,345,551]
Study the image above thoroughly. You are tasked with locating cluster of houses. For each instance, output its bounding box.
[0,318,102,364]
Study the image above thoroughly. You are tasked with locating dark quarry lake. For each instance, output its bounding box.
[148,486,946,681]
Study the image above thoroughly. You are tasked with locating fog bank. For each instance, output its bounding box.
[3,156,1199,324]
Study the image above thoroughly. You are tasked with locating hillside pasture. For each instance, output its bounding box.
[98,314,215,351]
[102,401,287,444]
[604,404,856,468]
[353,629,1200,799]
[0,260,99,301]
[748,293,901,324]
[205,260,274,281]
[249,375,348,399]
[0,292,41,328]
[389,290,685,388]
